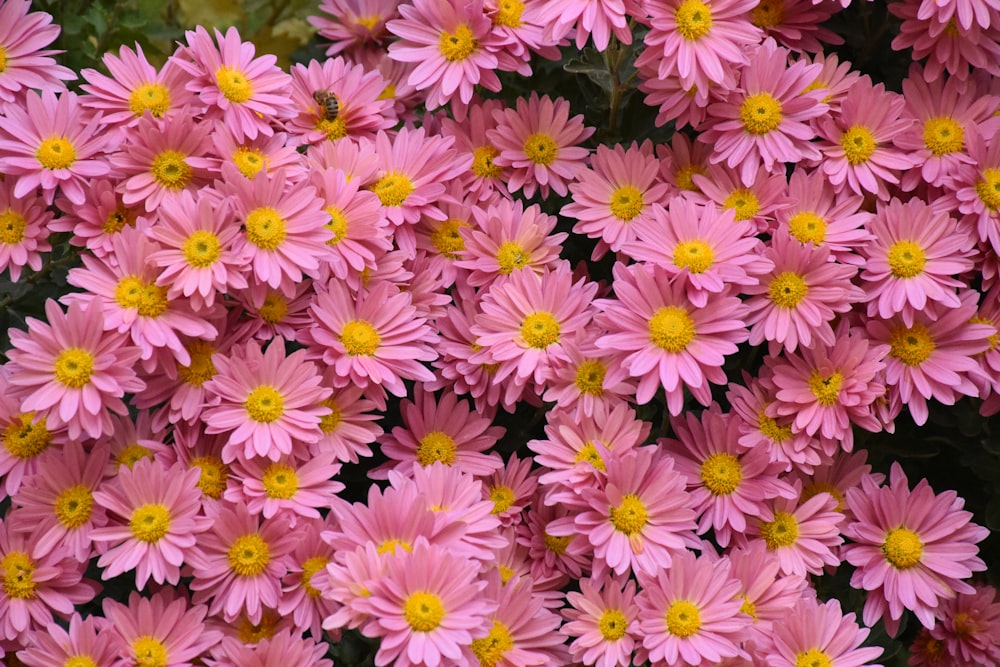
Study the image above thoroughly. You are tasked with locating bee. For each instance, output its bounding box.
[313,90,340,122]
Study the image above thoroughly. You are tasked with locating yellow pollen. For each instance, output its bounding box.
[609,494,648,535]
[882,527,923,569]
[520,311,560,349]
[496,240,530,274]
[574,441,607,471]
[129,503,171,543]
[751,0,787,27]
[35,136,77,170]
[472,145,502,178]
[523,132,558,166]
[150,150,192,190]
[768,271,809,308]
[245,207,287,251]
[177,340,216,387]
[233,147,267,178]
[403,591,446,631]
[788,211,827,245]
[128,83,171,118]
[340,319,381,356]
[953,612,976,636]
[261,463,298,499]
[665,600,702,637]
[544,532,572,554]
[740,92,783,135]
[795,648,833,667]
[114,276,168,317]
[723,187,760,220]
[739,595,758,620]
[0,210,25,245]
[649,305,696,352]
[301,556,328,598]
[758,407,793,443]
[888,324,935,366]
[182,229,222,268]
[801,482,845,512]
[430,219,468,258]
[65,656,98,667]
[841,126,877,165]
[971,315,999,351]
[324,205,349,245]
[53,348,95,389]
[371,171,415,207]
[439,23,477,61]
[191,456,229,499]
[244,385,285,423]
[318,398,343,434]
[357,15,380,31]
[227,533,271,576]
[923,116,964,156]
[675,164,705,192]
[115,444,154,469]
[376,539,412,555]
[599,608,629,641]
[471,620,514,667]
[235,611,279,643]
[132,636,167,667]
[608,185,644,221]
[0,47,6,73]
[378,82,396,100]
[977,168,1000,211]
[490,485,516,514]
[700,453,742,496]
[1,551,36,600]
[495,0,525,27]
[887,240,926,278]
[675,0,714,40]
[673,239,715,273]
[761,511,799,549]
[257,292,288,324]
[318,116,348,141]
[215,66,253,103]
[574,359,606,396]
[3,413,51,459]
[103,207,133,234]
[808,371,843,406]
[417,431,457,466]
[55,484,94,529]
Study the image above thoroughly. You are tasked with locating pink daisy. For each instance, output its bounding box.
[930,583,1000,666]
[278,517,338,638]
[206,628,333,667]
[324,482,444,557]
[890,1,1000,82]
[759,597,883,667]
[747,488,843,577]
[0,180,51,282]
[440,98,510,201]
[0,381,60,501]
[726,540,808,631]
[949,126,1000,255]
[562,576,640,667]
[692,161,794,233]
[482,453,538,527]
[517,497,594,584]
[49,177,145,260]
[541,327,638,418]
[309,0,401,56]
[748,0,843,53]
[16,613,118,667]
[171,424,233,512]
[311,381,383,464]
[132,335,226,430]
[0,0,75,101]
[530,0,632,50]
[915,0,1000,30]
[206,123,306,182]
[225,453,344,523]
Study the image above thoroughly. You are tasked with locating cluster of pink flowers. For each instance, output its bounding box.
[0,0,999,665]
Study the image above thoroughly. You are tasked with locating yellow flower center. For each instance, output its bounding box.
[751,0,786,27]
[244,385,285,423]
[649,305,696,352]
[177,340,216,387]
[181,229,222,268]
[1,551,37,600]
[54,348,95,389]
[0,47,6,73]
[666,600,702,637]
[245,207,287,251]
[128,83,171,118]
[882,527,923,569]
[723,187,760,221]
[36,136,77,170]
[65,656,99,667]
[371,171,415,207]
[808,371,843,406]
[318,398,342,434]
[235,612,279,643]
[496,240,530,274]
[841,126,877,165]
[976,168,1000,211]
[228,533,271,576]
[340,319,381,356]
[301,555,328,598]
[472,145,502,178]
[886,240,926,278]
[439,23,477,61]
[417,431,457,466]
[739,595,758,620]
[319,116,348,141]
[151,150,192,190]
[115,276,168,317]
[801,482,845,512]
[378,82,396,100]
[768,271,809,309]
[971,315,1000,352]
[258,292,288,324]
[490,485,516,514]
[261,463,298,499]
[233,147,267,178]
[215,66,253,103]
[523,132,558,166]
[675,0,713,40]
[494,0,525,27]
[574,359,606,395]
[55,484,94,529]
[403,591,446,632]
[788,211,827,244]
[761,511,799,549]
[471,620,514,667]
[103,207,133,234]
[700,453,742,495]
[521,311,560,349]
[116,445,154,469]
[888,324,935,366]
[609,494,648,535]
[3,413,51,459]
[129,503,171,543]
[0,210,26,245]
[795,648,833,667]
[953,612,976,636]
[191,456,229,499]
[673,239,715,273]
[324,205,349,245]
[431,219,467,258]
[609,185,644,221]
[740,93,783,135]
[544,532,572,554]
[132,636,167,667]
[377,539,412,555]
[675,164,705,192]
[923,116,964,156]
[599,609,628,641]
[758,407,792,443]
[574,441,607,471]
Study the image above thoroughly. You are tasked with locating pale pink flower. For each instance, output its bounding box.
[0,0,75,103]
[759,597,883,667]
[749,0,843,53]
[890,1,1000,82]
[951,126,1000,255]
[324,482,443,556]
[482,453,538,527]
[692,161,794,233]
[746,488,843,577]
[226,453,343,524]
[541,327,638,417]
[0,180,51,281]
[49,178,146,260]
[206,123,306,181]
[529,0,632,50]
[16,614,118,667]
[562,576,640,667]
[916,0,1000,30]
[440,98,511,201]
[278,517,338,638]
[206,629,333,667]
[312,381,383,464]
[517,498,594,583]
[637,56,715,131]
[726,540,808,631]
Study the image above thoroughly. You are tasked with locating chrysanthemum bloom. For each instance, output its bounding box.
[0,1,74,102]
[0,518,97,643]
[311,380,383,464]
[482,453,537,527]
[843,463,990,636]
[102,590,221,667]
[488,92,595,198]
[49,177,145,260]
[562,576,640,667]
[797,50,865,112]
[225,452,344,523]
[915,0,1000,30]
[636,54,717,131]
[634,548,751,666]
[207,124,307,182]
[80,43,200,128]
[701,38,827,184]
[170,424,233,513]
[953,127,1000,256]
[865,293,993,425]
[387,0,500,119]
[815,80,918,199]
[205,629,334,667]
[375,385,504,479]
[594,262,750,413]
[132,334,226,431]
[660,133,712,194]
[563,141,672,257]
[8,441,109,561]
[748,0,843,53]
[5,298,143,440]
[663,406,796,547]
[792,449,884,525]
[636,0,763,92]
[726,541,808,632]
[889,1,1000,83]
[0,179,51,282]
[529,0,632,50]
[628,196,771,307]
[542,327,638,417]
[278,517,339,638]
[440,98,510,201]
[517,497,594,583]
[201,338,330,462]
[188,503,297,624]
[908,627,956,667]
[0,89,111,206]
[304,277,437,397]
[309,0,400,56]
[744,231,862,353]
[759,597,883,667]
[16,613,119,667]
[229,281,316,344]
[930,583,1000,666]
[747,487,843,577]
[171,26,292,140]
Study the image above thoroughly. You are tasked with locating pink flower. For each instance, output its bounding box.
[749,0,843,53]
[49,178,145,260]
[541,327,638,418]
[692,161,793,232]
[530,0,632,50]
[440,98,510,201]
[759,597,883,667]
[890,1,1000,82]
[747,487,843,577]
[726,541,808,631]
[929,583,1000,666]
[482,453,538,527]
[278,517,338,638]
[16,613,118,667]
[562,576,640,667]
[309,0,400,56]
[206,629,333,667]
[225,453,344,523]
[0,0,75,103]
[915,0,1000,30]
[0,180,51,282]
[950,126,1000,255]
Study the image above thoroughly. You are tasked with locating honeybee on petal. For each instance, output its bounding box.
[313,90,340,122]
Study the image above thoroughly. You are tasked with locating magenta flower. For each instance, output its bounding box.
[562,576,640,667]
[747,488,843,577]
[0,0,75,103]
[225,453,344,523]
[0,179,52,282]
[929,583,1000,666]
[759,597,883,667]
